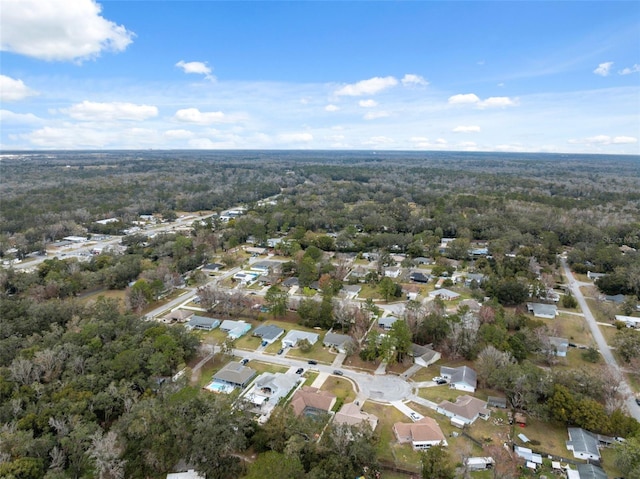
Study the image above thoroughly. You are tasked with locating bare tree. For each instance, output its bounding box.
[87,430,126,479]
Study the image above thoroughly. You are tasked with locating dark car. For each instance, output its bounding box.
[277,348,284,355]
[240,358,249,365]
[333,370,344,376]
[295,368,304,374]
[436,379,447,385]
[636,398,640,406]
[307,360,318,365]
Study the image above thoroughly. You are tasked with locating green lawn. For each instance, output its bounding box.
[416,385,466,404]
[321,376,356,405]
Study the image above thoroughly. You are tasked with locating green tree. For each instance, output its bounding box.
[265,285,288,318]
[615,437,640,479]
[421,444,454,479]
[378,276,398,302]
[561,291,578,309]
[389,320,412,363]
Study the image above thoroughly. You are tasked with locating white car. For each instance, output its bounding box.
[409,412,422,421]
[432,376,444,382]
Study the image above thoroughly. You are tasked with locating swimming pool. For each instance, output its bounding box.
[205,381,235,394]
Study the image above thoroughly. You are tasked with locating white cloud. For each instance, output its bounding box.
[401,74,428,86]
[448,93,516,108]
[568,135,638,145]
[0,109,42,124]
[363,136,394,146]
[325,104,340,112]
[0,0,134,62]
[334,76,398,96]
[448,93,480,105]
[479,96,517,108]
[174,108,226,124]
[453,125,481,133]
[593,62,613,77]
[62,101,158,121]
[175,60,215,81]
[278,132,313,143]
[164,129,195,140]
[0,75,37,102]
[359,99,378,108]
[188,138,218,148]
[364,111,389,120]
[619,64,640,75]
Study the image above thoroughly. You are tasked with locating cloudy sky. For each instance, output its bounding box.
[1,0,639,153]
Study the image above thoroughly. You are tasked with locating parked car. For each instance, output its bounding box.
[436,379,447,385]
[240,358,249,365]
[333,370,344,376]
[432,376,444,382]
[308,360,318,365]
[277,348,284,355]
[295,368,304,374]
[409,412,422,421]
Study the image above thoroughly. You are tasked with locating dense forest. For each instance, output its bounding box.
[1,150,639,479]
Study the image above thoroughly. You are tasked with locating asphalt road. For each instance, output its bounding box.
[561,258,640,421]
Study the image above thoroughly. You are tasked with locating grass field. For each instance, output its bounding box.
[321,376,357,405]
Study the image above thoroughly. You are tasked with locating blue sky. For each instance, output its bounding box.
[1,0,639,153]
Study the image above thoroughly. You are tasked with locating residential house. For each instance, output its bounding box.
[566,427,601,461]
[437,395,490,426]
[514,446,542,468]
[487,396,507,409]
[393,416,447,450]
[526,302,558,319]
[411,343,441,367]
[282,277,300,288]
[250,260,280,275]
[202,263,224,274]
[162,309,194,323]
[245,372,298,407]
[615,315,640,328]
[576,464,608,479]
[465,457,495,471]
[458,298,482,312]
[341,284,362,299]
[213,361,256,388]
[186,315,220,331]
[219,320,251,339]
[384,267,401,278]
[334,402,378,431]
[429,289,460,301]
[290,386,336,417]
[253,324,285,345]
[440,366,477,392]
[587,271,606,281]
[323,333,356,354]
[409,271,430,283]
[233,271,259,284]
[547,337,569,357]
[167,470,205,479]
[464,273,485,287]
[605,294,626,304]
[245,246,267,255]
[267,238,283,248]
[378,316,399,331]
[281,330,319,348]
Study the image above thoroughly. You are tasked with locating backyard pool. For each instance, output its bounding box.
[205,380,235,394]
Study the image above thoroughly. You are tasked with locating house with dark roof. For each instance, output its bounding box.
[186,315,220,331]
[487,396,507,409]
[290,386,336,417]
[202,263,224,274]
[213,361,256,388]
[566,427,601,461]
[323,332,355,354]
[253,324,285,345]
[440,366,477,392]
[436,395,490,426]
[282,277,299,288]
[409,271,430,283]
[393,416,447,450]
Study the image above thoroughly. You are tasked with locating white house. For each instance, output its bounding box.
[616,315,640,328]
[281,330,319,348]
[440,366,477,392]
[429,289,460,301]
[566,427,601,461]
[465,457,495,471]
[167,470,205,479]
[436,395,490,426]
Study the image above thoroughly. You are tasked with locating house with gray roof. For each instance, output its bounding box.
[548,336,569,357]
[213,361,256,388]
[253,324,285,344]
[576,464,608,479]
[566,427,601,461]
[436,395,490,425]
[186,315,220,331]
[527,302,558,319]
[219,320,251,339]
[245,372,298,407]
[281,330,319,348]
[323,332,355,353]
[378,316,399,331]
[411,343,441,367]
[440,365,477,392]
[429,289,460,301]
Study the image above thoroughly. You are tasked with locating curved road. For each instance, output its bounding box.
[561,258,640,420]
